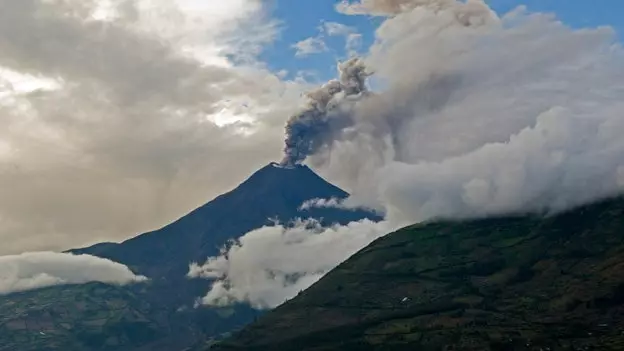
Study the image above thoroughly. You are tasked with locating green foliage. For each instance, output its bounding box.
[0,283,164,351]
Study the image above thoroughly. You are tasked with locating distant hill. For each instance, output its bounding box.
[0,283,165,351]
[212,197,624,351]
[0,163,380,351]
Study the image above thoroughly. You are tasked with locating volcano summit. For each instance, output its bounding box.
[72,162,380,279]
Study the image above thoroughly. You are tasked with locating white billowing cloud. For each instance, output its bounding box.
[189,219,398,309]
[292,37,329,57]
[317,7,624,222]
[194,3,624,310]
[0,0,307,255]
[0,252,146,295]
[377,105,624,222]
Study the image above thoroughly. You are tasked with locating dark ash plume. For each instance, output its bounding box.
[280,58,372,166]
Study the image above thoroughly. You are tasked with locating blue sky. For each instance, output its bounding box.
[261,0,624,81]
[260,0,379,82]
[488,0,624,36]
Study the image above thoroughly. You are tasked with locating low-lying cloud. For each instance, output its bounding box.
[299,197,343,210]
[188,219,397,309]
[0,251,146,295]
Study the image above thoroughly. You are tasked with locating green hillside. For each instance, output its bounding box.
[213,197,624,351]
[0,282,254,351]
[0,283,164,351]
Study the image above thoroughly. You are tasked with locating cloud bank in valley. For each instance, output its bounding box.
[188,219,396,309]
[194,0,624,309]
[0,252,146,295]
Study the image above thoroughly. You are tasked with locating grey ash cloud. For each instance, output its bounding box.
[280,57,372,166]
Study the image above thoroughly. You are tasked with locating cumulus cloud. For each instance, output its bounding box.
[292,37,329,57]
[0,0,307,254]
[194,2,624,309]
[188,219,397,309]
[317,7,624,222]
[0,251,146,295]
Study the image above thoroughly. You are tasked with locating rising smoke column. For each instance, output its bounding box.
[280,58,372,166]
[280,0,495,167]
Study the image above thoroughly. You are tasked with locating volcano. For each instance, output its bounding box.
[72,162,380,280]
[0,163,382,351]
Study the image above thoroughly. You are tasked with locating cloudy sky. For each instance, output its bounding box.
[187,0,624,308]
[1,0,623,259]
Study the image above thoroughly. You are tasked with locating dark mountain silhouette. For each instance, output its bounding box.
[1,162,380,351]
[71,162,379,279]
[212,197,624,351]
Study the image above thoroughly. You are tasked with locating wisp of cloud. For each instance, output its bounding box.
[0,252,146,295]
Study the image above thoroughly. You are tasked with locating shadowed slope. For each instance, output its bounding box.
[72,162,379,279]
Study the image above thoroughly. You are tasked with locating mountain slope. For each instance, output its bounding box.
[213,197,624,351]
[72,162,379,279]
[1,163,379,351]
[0,283,168,351]
[0,280,262,351]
